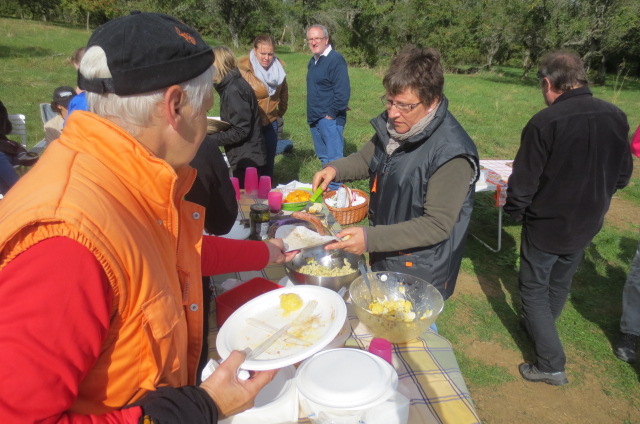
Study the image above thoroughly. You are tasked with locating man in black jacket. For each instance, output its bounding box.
[505,51,633,386]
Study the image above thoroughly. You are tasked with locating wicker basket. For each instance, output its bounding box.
[322,185,369,225]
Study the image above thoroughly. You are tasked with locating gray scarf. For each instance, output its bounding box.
[386,101,441,155]
[249,49,286,96]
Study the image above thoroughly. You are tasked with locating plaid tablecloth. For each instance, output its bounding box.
[209,192,480,424]
[479,159,513,207]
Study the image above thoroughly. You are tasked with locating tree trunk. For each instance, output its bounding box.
[521,50,533,79]
[86,12,90,32]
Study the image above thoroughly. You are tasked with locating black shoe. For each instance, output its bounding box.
[614,333,638,363]
[519,362,568,386]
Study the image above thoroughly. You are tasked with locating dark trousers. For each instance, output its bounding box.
[196,276,213,384]
[519,227,584,373]
[261,121,278,178]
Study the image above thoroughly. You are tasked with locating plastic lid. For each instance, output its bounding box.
[250,204,270,213]
[252,365,296,409]
[295,348,398,409]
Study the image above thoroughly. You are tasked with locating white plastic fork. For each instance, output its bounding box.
[245,299,318,361]
[245,318,309,345]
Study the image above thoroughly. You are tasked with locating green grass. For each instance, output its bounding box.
[2,16,640,420]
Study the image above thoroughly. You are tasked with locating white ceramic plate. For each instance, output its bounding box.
[216,285,347,371]
[220,220,250,240]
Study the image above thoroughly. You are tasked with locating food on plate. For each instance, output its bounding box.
[280,293,303,315]
[284,190,312,203]
[298,258,356,277]
[308,203,323,214]
[291,211,326,235]
[368,296,432,322]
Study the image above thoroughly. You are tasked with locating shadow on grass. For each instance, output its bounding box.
[468,193,640,382]
[0,44,54,58]
[572,236,640,381]
[466,192,536,362]
[274,135,363,186]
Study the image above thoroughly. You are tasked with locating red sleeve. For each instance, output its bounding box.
[0,237,142,424]
[631,124,640,158]
[200,235,269,277]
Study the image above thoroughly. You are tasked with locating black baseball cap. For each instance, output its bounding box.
[78,11,214,96]
[52,86,77,107]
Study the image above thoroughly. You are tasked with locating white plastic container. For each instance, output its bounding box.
[295,349,408,424]
[220,365,298,424]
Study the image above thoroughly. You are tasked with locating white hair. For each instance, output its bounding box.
[307,24,329,38]
[80,46,214,137]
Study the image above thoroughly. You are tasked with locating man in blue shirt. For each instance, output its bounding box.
[306,24,350,190]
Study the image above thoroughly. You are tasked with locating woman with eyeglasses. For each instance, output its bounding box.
[238,34,289,177]
[312,45,479,301]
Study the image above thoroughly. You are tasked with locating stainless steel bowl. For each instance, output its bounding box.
[284,245,364,292]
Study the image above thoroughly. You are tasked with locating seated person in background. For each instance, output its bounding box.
[44,86,77,143]
[0,12,296,423]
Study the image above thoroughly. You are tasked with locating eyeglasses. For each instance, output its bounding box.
[380,95,422,113]
[307,37,326,43]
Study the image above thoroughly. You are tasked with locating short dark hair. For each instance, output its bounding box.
[383,45,444,106]
[537,50,588,91]
[253,34,275,49]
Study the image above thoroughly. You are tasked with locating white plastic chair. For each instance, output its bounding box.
[8,114,27,148]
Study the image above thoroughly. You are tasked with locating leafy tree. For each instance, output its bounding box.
[518,0,551,78]
[13,0,59,21]
[471,0,520,69]
[216,0,269,47]
[61,0,123,30]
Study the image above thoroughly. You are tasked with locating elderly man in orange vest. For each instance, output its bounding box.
[0,12,295,423]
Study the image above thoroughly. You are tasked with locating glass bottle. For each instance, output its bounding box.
[248,204,270,240]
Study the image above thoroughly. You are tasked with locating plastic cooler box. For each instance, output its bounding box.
[215,277,282,327]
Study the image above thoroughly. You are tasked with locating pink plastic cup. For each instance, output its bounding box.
[267,191,283,213]
[244,167,258,196]
[230,177,240,200]
[258,175,272,199]
[368,338,392,365]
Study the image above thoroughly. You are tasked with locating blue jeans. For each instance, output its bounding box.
[310,118,344,191]
[621,235,640,336]
[0,152,19,195]
[276,139,293,155]
[261,121,278,177]
[519,227,584,372]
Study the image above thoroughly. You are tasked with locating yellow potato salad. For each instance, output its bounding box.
[368,297,417,322]
[280,293,303,316]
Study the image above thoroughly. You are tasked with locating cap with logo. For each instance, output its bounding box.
[78,11,214,96]
[52,86,77,108]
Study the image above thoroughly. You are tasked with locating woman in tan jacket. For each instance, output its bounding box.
[238,34,288,177]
